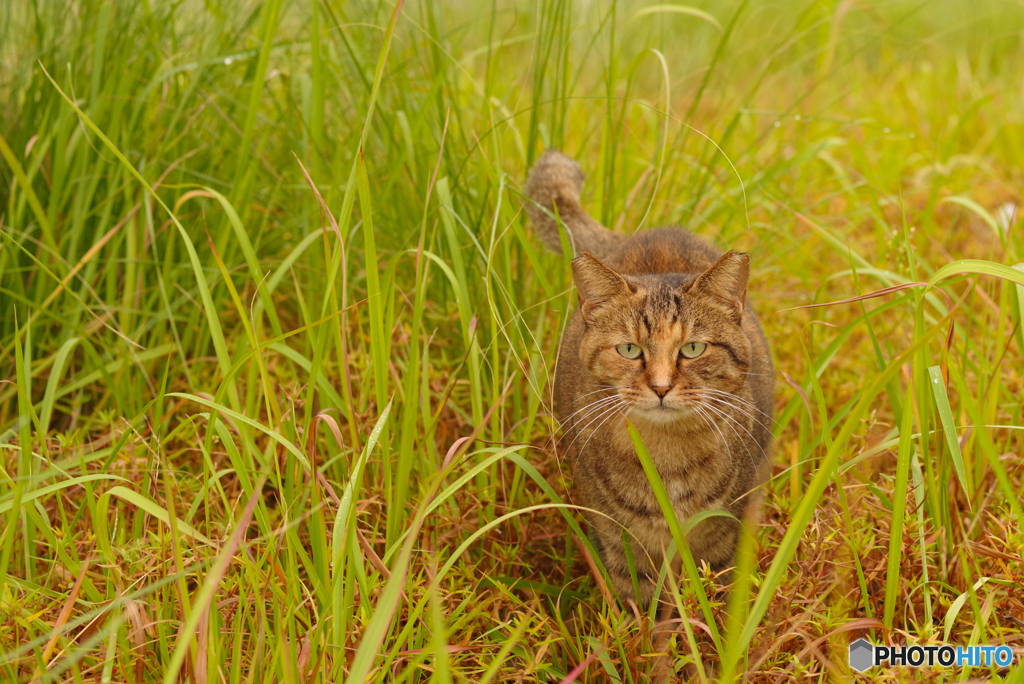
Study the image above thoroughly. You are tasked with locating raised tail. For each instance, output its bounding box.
[523,150,623,259]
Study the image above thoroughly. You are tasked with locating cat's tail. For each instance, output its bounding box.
[523,150,623,259]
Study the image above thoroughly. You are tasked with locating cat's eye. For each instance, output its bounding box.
[680,341,706,359]
[616,343,643,359]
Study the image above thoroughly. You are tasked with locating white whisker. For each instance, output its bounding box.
[699,391,776,434]
[698,401,756,468]
[691,402,736,467]
[698,387,772,417]
[563,398,625,456]
[698,398,767,469]
[547,394,620,453]
[560,394,621,424]
[574,401,626,470]
[570,386,623,405]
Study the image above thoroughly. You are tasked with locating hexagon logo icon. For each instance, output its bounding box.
[849,638,874,673]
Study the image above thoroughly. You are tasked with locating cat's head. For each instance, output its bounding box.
[571,250,753,424]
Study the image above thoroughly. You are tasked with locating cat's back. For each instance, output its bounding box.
[604,226,722,277]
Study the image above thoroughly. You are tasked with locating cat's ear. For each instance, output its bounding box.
[572,252,634,316]
[689,251,749,319]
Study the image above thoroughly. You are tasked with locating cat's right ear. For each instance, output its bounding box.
[688,250,750,320]
[571,252,634,317]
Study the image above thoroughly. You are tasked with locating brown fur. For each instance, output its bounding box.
[523,150,624,258]
[525,150,774,609]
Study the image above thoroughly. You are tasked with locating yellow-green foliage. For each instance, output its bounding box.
[1,0,1023,681]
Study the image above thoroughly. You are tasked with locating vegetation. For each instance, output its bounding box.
[1,0,1023,680]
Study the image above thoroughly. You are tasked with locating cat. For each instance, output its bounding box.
[524,149,774,611]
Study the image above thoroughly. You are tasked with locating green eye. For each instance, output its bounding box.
[616,343,643,359]
[680,342,706,359]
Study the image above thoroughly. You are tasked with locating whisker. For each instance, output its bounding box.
[570,387,623,405]
[547,394,620,454]
[692,402,737,467]
[563,398,625,455]
[698,399,767,469]
[571,398,623,440]
[697,388,778,428]
[557,395,622,432]
[575,401,626,470]
[697,387,767,412]
[569,408,624,473]
[561,392,620,418]
[699,393,777,435]
[699,401,756,467]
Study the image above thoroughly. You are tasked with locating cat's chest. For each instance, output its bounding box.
[606,421,723,471]
[587,424,731,517]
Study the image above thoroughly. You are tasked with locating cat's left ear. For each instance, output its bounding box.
[571,252,635,317]
[688,251,749,320]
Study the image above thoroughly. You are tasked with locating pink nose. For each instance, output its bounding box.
[650,384,672,398]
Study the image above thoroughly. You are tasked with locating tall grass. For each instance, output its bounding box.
[2,0,1023,681]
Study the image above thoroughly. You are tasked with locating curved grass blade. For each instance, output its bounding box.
[161,485,263,684]
[97,486,214,547]
[629,4,723,31]
[38,336,80,437]
[929,365,970,501]
[167,392,309,471]
[174,188,283,336]
[0,474,128,515]
[626,418,722,651]
[38,63,241,412]
[0,130,53,249]
[736,319,945,654]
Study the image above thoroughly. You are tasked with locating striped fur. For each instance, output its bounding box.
[526,151,774,609]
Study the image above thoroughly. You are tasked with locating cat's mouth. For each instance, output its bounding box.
[616,388,710,424]
[628,401,698,424]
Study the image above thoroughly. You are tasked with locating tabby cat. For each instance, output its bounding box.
[524,150,774,609]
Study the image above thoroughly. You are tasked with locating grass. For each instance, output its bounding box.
[1,0,1024,681]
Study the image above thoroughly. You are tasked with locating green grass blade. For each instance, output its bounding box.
[0,130,54,251]
[167,392,309,471]
[883,382,915,630]
[39,66,241,412]
[162,486,262,684]
[737,322,944,653]
[625,418,722,651]
[928,365,971,499]
[97,486,213,546]
[0,474,128,515]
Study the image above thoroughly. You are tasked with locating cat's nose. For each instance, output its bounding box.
[650,384,672,398]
